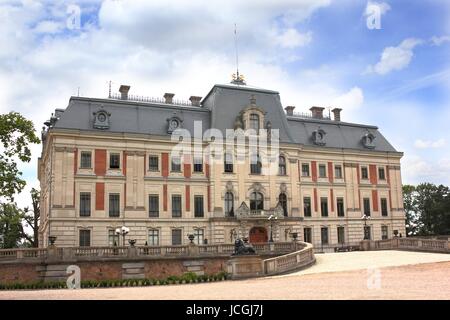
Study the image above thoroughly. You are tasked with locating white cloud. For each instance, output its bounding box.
[402,155,450,185]
[366,38,423,75]
[332,87,364,111]
[430,35,450,46]
[414,138,446,149]
[271,28,312,48]
[33,20,63,34]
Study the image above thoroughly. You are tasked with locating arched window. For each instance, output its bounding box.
[250,153,262,174]
[249,114,260,131]
[279,193,288,216]
[224,152,233,173]
[250,192,264,211]
[278,156,286,175]
[225,192,234,217]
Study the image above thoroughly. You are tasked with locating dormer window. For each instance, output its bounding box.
[93,109,111,130]
[362,133,376,149]
[313,128,326,146]
[249,114,260,131]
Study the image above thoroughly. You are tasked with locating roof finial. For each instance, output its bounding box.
[231,23,246,85]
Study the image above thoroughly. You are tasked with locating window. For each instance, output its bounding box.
[319,164,327,178]
[321,227,329,245]
[149,155,159,171]
[303,197,311,217]
[194,195,204,218]
[303,227,312,243]
[381,198,388,216]
[335,165,343,179]
[364,226,371,240]
[171,156,181,172]
[381,226,388,240]
[278,156,286,175]
[363,198,371,216]
[109,194,120,217]
[193,157,203,173]
[79,230,91,247]
[249,113,260,131]
[79,192,91,217]
[109,153,120,169]
[80,151,92,168]
[320,197,328,217]
[250,154,262,174]
[224,192,234,217]
[172,195,182,217]
[337,198,345,217]
[301,164,310,177]
[148,229,159,246]
[279,193,287,217]
[337,226,345,244]
[224,152,233,173]
[194,229,204,245]
[361,167,369,180]
[378,167,386,180]
[149,195,159,218]
[172,229,182,245]
[250,192,264,211]
[108,230,120,246]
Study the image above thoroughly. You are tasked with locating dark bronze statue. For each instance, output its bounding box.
[233,238,256,255]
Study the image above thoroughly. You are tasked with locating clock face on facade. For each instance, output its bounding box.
[98,113,106,122]
[171,119,179,128]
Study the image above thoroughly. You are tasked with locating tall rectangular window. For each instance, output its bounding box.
[321,227,329,245]
[381,198,388,216]
[171,156,181,172]
[337,226,345,244]
[337,198,345,217]
[79,230,91,247]
[108,229,119,246]
[320,197,328,217]
[172,229,182,245]
[79,192,91,217]
[301,164,310,177]
[80,151,92,168]
[109,153,120,169]
[109,194,120,217]
[194,195,204,218]
[381,226,388,240]
[334,165,343,179]
[148,229,159,246]
[363,198,371,216]
[194,229,204,245]
[149,195,159,218]
[319,164,327,178]
[378,167,386,180]
[193,157,203,173]
[224,153,233,173]
[361,167,369,180]
[149,155,159,171]
[303,197,311,217]
[172,195,182,217]
[303,227,312,243]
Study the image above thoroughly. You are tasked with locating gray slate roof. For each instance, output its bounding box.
[51,83,400,153]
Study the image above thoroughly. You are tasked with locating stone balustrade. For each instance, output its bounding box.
[263,242,315,276]
[361,238,449,253]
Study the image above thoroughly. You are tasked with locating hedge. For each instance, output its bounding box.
[0,271,229,290]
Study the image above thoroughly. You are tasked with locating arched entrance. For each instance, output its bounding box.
[249,227,268,244]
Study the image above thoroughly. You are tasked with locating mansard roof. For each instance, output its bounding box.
[50,83,400,154]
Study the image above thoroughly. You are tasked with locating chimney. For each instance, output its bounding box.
[310,106,325,119]
[284,106,295,116]
[332,108,342,122]
[189,96,202,107]
[164,93,175,104]
[119,85,130,100]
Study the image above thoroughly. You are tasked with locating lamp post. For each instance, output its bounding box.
[115,226,129,246]
[361,214,371,240]
[268,214,277,243]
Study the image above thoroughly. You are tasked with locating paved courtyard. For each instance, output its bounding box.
[1,250,449,300]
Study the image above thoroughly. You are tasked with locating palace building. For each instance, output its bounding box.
[38,78,405,249]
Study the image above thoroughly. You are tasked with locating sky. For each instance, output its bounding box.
[1,0,449,209]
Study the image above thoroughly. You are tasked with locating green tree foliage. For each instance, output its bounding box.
[0,203,26,248]
[403,183,450,236]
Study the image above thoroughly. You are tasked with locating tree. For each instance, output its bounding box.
[0,112,40,201]
[0,203,26,248]
[22,188,40,247]
[403,185,421,236]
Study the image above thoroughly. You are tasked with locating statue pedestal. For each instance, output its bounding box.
[227,255,263,280]
[360,239,371,251]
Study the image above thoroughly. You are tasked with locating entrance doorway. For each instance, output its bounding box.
[249,227,268,244]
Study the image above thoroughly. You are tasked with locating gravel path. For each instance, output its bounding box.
[1,250,449,300]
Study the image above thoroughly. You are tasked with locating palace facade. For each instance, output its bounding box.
[38,80,405,249]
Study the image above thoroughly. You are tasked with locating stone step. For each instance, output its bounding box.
[122,273,145,280]
[183,260,204,267]
[122,262,145,269]
[45,270,68,277]
[124,268,144,274]
[46,264,69,271]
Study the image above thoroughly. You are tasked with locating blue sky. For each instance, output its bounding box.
[0,0,449,208]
